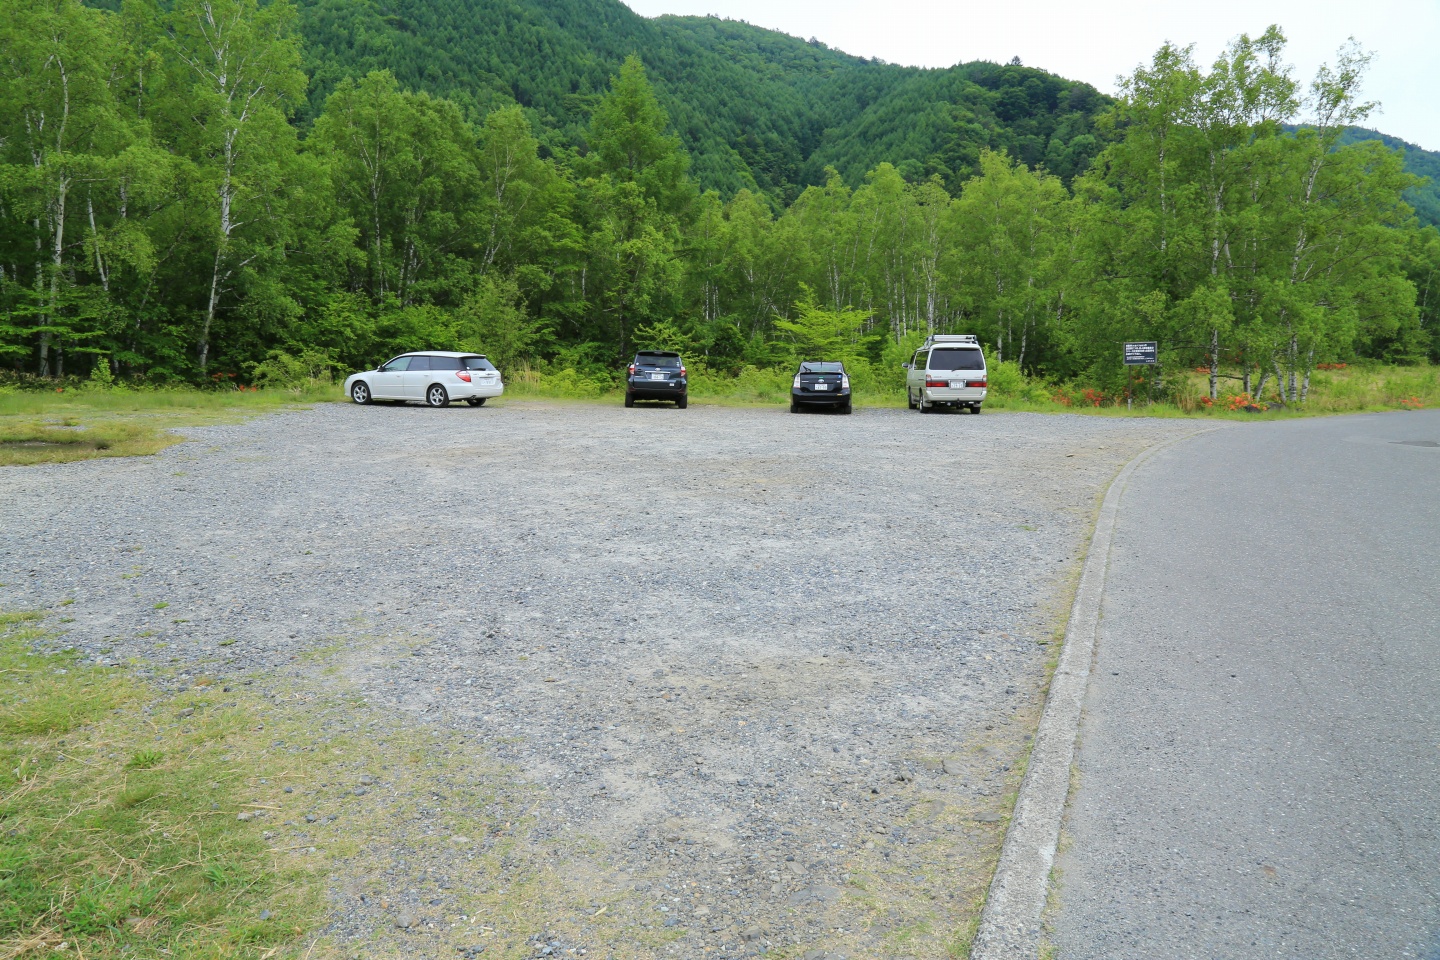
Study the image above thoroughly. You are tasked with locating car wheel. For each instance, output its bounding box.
[676,395,688,409]
[465,398,486,407]
[350,381,372,405]
[842,399,853,414]
[918,394,931,413]
[425,383,449,407]
[907,390,918,410]
[624,392,634,408]
[973,404,982,414]
[790,401,799,413]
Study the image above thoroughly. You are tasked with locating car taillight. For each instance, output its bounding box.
[793,375,802,389]
[628,364,635,375]
[456,370,472,382]
[841,375,850,388]
[679,367,686,377]
[926,379,948,388]
[971,380,987,388]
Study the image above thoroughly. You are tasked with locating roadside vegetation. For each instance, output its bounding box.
[3,2,1436,410]
[0,374,333,466]
[3,357,1432,468]
[0,611,593,960]
[0,611,325,958]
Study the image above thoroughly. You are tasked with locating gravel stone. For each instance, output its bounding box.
[0,401,1198,957]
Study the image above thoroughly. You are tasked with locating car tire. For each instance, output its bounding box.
[842,399,853,414]
[425,384,449,408]
[624,392,634,408]
[907,390,918,410]
[465,398,486,407]
[350,381,372,405]
[676,395,688,409]
[790,401,799,413]
[918,394,931,413]
[973,404,982,414]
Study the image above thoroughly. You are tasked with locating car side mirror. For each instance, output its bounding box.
[901,363,910,370]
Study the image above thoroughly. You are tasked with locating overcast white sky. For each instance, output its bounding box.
[621,0,1439,151]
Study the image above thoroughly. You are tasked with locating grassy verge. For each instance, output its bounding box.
[0,613,671,960]
[0,611,325,959]
[497,360,1437,418]
[3,361,1432,465]
[0,385,336,467]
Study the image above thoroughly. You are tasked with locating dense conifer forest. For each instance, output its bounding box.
[3,0,1438,399]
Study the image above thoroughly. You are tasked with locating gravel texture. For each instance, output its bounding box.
[1,400,1197,958]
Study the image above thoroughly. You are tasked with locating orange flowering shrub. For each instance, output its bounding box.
[1225,392,1267,411]
[1399,396,1424,410]
[1081,388,1106,407]
[1316,362,1349,371]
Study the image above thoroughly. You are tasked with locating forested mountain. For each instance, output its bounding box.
[1339,128,1440,227]
[5,0,1437,396]
[87,0,1438,220]
[291,0,1112,200]
[293,0,1434,219]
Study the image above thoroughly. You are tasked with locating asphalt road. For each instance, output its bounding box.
[1052,410,1440,960]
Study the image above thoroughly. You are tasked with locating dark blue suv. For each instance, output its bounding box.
[625,351,688,408]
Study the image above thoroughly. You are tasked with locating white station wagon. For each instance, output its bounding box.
[344,351,504,408]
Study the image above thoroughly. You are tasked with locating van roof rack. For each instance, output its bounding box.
[921,334,978,349]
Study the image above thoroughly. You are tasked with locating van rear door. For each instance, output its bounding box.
[925,347,986,399]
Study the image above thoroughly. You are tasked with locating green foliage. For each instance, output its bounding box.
[773,287,874,362]
[245,347,343,389]
[458,276,551,372]
[0,5,1432,401]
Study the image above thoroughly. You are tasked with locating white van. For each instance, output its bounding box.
[904,335,987,413]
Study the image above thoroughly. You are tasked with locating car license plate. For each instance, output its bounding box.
[649,373,666,381]
[949,380,962,388]
[814,383,828,391]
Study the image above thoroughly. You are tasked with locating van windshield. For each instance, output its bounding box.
[927,348,985,371]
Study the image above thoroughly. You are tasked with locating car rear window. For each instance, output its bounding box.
[926,348,985,371]
[635,353,681,368]
[800,362,843,374]
[460,356,496,371]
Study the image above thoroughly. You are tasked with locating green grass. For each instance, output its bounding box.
[0,384,337,466]
[492,360,1439,418]
[0,616,327,959]
[3,361,1432,468]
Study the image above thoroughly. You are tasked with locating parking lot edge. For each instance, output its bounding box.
[968,429,1218,959]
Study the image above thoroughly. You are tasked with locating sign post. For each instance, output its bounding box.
[1123,342,1158,410]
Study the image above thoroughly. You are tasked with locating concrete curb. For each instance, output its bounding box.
[970,432,1208,959]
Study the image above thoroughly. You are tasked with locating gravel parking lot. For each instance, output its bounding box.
[1,401,1196,958]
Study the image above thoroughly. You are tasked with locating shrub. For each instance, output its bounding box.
[246,348,343,390]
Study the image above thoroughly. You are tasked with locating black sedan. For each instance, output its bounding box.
[790,361,852,414]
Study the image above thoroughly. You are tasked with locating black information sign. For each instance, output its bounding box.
[1123,341,1158,365]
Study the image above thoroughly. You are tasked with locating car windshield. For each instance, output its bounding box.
[635,353,681,368]
[380,356,411,372]
[927,348,985,371]
[800,362,844,374]
[461,356,497,371]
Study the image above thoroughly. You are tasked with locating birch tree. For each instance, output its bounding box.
[166,0,305,374]
[0,0,123,374]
